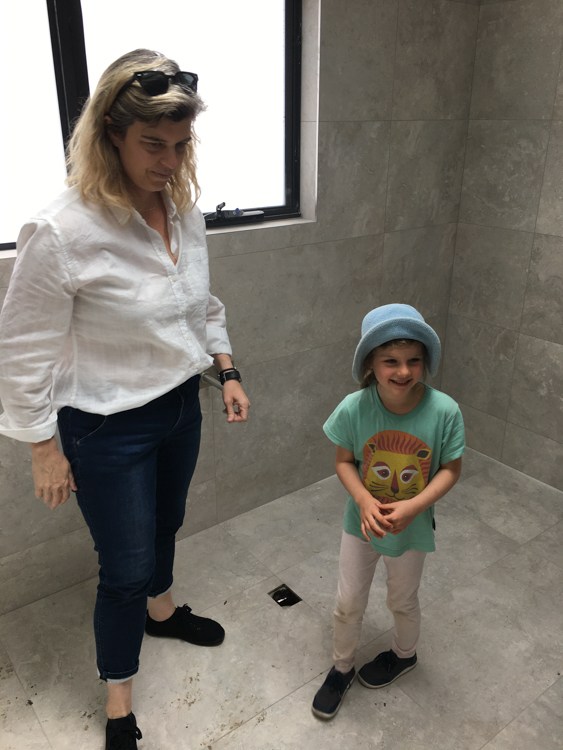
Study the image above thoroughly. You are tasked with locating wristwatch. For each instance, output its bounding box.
[218,367,242,385]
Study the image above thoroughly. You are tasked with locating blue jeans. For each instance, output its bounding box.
[58,376,202,682]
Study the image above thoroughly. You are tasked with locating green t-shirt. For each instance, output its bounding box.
[323,385,465,557]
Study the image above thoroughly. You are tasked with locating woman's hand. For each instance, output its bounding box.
[222,380,250,423]
[357,495,391,541]
[30,437,77,510]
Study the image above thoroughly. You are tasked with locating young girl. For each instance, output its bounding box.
[312,304,464,720]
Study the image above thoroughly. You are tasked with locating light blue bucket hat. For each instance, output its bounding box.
[352,304,441,384]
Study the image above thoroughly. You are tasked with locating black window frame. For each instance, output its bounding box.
[0,0,301,250]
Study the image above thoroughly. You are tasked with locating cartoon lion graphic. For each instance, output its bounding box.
[362,430,432,503]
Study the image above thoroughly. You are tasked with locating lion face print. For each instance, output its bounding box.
[362,430,432,503]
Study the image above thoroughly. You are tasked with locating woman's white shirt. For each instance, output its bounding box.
[0,188,231,443]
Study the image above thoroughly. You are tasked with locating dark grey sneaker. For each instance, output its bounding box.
[312,666,356,720]
[358,649,417,688]
[105,713,142,749]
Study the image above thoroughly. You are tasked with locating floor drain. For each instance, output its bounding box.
[268,584,302,607]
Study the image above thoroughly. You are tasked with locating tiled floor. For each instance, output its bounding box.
[1,448,562,750]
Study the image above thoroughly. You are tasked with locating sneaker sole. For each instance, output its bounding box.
[357,661,416,689]
[144,628,225,646]
[311,673,356,720]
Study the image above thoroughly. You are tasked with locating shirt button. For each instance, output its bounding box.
[180,306,186,312]
[172,275,178,282]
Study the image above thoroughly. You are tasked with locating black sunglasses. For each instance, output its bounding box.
[114,70,198,101]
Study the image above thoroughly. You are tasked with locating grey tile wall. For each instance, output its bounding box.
[442,0,563,484]
[393,0,479,121]
[459,120,550,232]
[385,120,467,231]
[470,0,563,120]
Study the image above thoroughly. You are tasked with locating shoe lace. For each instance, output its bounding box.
[374,650,397,673]
[108,726,142,749]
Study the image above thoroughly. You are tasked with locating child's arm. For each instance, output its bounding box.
[382,457,463,535]
[335,446,394,541]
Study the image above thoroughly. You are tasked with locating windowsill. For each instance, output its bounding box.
[0,250,17,259]
[205,216,315,236]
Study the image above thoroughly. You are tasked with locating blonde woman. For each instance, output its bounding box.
[0,49,249,749]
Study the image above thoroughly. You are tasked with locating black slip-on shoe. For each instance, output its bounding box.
[145,604,225,646]
[105,712,142,750]
[358,649,417,688]
[312,666,356,720]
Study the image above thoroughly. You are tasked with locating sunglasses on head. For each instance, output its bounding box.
[114,70,198,101]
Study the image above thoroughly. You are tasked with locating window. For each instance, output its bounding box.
[0,0,301,248]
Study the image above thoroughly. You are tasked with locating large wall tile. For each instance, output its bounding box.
[210,337,356,476]
[536,121,563,237]
[216,436,335,522]
[460,120,550,231]
[502,423,563,491]
[458,401,506,460]
[0,436,86,558]
[441,315,518,419]
[210,235,383,367]
[471,0,563,120]
[319,0,398,121]
[520,233,563,345]
[508,335,563,443]
[393,0,478,120]
[190,387,214,486]
[177,479,217,541]
[380,224,456,322]
[0,527,98,615]
[316,121,390,241]
[449,223,533,330]
[385,120,467,232]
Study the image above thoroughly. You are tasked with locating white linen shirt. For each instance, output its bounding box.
[0,187,231,443]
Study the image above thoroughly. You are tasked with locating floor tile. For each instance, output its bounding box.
[445,462,563,543]
[280,545,394,647]
[0,641,51,750]
[170,524,274,612]
[480,677,563,750]
[421,501,519,606]
[210,672,467,750]
[361,547,563,749]
[221,476,346,573]
[0,578,98,694]
[521,521,563,570]
[133,577,334,749]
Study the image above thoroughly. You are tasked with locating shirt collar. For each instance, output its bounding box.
[109,191,179,227]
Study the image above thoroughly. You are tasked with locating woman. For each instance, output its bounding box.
[0,49,249,749]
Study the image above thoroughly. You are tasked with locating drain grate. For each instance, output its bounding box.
[268,584,302,607]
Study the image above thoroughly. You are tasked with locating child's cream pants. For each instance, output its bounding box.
[333,530,427,673]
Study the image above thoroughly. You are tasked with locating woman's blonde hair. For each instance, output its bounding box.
[361,339,429,389]
[66,49,206,215]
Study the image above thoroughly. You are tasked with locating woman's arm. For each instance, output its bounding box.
[335,446,393,540]
[212,353,250,423]
[380,457,463,535]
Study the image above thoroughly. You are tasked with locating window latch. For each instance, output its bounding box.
[204,202,265,228]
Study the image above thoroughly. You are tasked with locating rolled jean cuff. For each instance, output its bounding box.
[148,581,173,599]
[98,665,138,684]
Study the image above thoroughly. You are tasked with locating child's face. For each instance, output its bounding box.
[369,342,425,399]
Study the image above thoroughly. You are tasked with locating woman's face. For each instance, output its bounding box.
[108,117,193,199]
